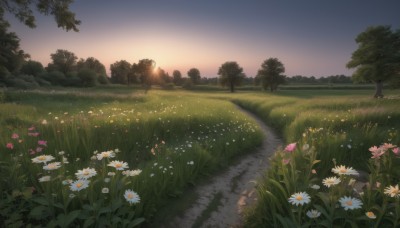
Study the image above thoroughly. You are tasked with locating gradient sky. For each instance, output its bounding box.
[6,1,400,77]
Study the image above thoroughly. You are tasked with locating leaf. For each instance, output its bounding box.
[83,217,95,228]
[129,218,145,227]
[31,196,50,206]
[56,210,81,228]
[29,205,48,219]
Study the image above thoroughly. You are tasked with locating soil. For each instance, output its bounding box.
[166,106,283,228]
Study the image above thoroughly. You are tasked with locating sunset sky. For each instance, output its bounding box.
[6,1,400,77]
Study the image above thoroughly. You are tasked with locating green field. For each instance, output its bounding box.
[1,87,400,227]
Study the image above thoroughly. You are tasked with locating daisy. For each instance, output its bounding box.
[32,155,55,164]
[124,189,140,205]
[332,165,359,176]
[69,179,90,192]
[310,184,320,190]
[366,211,376,219]
[39,176,51,182]
[339,196,363,210]
[322,176,341,188]
[43,162,61,170]
[102,188,109,194]
[96,150,116,160]
[288,192,311,206]
[75,168,97,179]
[122,169,142,177]
[306,209,321,218]
[108,160,128,170]
[384,185,400,198]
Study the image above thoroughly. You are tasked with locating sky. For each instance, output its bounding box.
[6,1,400,77]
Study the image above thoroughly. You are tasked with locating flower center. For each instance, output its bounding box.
[116,163,122,168]
[76,183,83,188]
[127,193,133,199]
[84,171,89,175]
[339,168,347,173]
[39,156,46,161]
[367,212,374,217]
[346,200,353,206]
[295,195,303,201]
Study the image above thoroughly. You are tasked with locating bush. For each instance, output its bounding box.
[39,71,66,86]
[35,78,52,87]
[5,77,39,89]
[97,74,110,85]
[161,83,175,90]
[78,69,97,87]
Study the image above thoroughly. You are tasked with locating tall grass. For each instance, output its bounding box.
[0,89,263,227]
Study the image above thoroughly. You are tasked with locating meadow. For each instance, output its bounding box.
[1,86,399,227]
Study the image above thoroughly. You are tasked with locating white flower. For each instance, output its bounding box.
[96,150,116,160]
[322,176,341,188]
[384,185,400,198]
[69,179,90,192]
[39,176,51,182]
[107,160,128,170]
[366,211,376,219]
[332,165,359,176]
[102,188,109,194]
[62,156,69,164]
[32,155,55,164]
[124,189,140,205]
[43,162,61,170]
[306,209,321,218]
[108,172,115,176]
[58,151,65,155]
[75,168,97,179]
[288,192,311,206]
[310,184,320,190]
[122,169,142,177]
[339,196,363,210]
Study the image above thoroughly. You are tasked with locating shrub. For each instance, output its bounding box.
[39,71,66,86]
[78,69,97,87]
[97,74,110,85]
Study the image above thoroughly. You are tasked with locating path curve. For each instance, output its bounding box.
[166,105,283,228]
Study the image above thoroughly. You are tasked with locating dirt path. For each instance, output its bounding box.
[167,106,283,228]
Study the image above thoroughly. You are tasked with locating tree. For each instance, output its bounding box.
[0,0,80,31]
[77,68,97,87]
[218,61,245,92]
[110,60,131,84]
[172,70,182,85]
[133,59,155,92]
[257,58,286,92]
[47,49,78,74]
[77,57,106,76]
[0,10,29,73]
[187,68,201,84]
[347,26,400,98]
[20,60,44,76]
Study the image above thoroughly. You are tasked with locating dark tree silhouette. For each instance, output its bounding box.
[172,70,182,85]
[218,61,245,92]
[47,49,78,74]
[110,60,131,85]
[257,58,286,92]
[347,26,400,98]
[187,68,201,84]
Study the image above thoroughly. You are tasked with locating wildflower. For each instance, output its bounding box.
[36,147,43,153]
[282,159,291,165]
[62,180,72,185]
[302,144,310,151]
[122,169,142,177]
[339,196,363,210]
[366,211,376,219]
[306,209,321,218]
[32,155,55,164]
[69,179,90,192]
[43,162,61,170]
[108,172,116,176]
[28,126,35,131]
[102,188,109,194]
[41,119,48,125]
[39,176,51,182]
[332,165,359,176]
[384,185,400,198]
[124,189,140,204]
[392,147,399,156]
[38,140,47,146]
[311,169,317,174]
[6,143,14,149]
[11,133,19,139]
[62,156,69,164]
[288,192,311,206]
[108,160,129,170]
[69,193,75,198]
[369,146,385,159]
[382,143,396,150]
[104,178,111,183]
[310,184,320,190]
[285,143,297,152]
[75,168,97,179]
[96,150,115,160]
[323,176,341,188]
[58,151,65,155]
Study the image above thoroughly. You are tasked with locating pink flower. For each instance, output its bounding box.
[29,149,36,155]
[282,158,291,165]
[38,140,47,146]
[369,146,385,159]
[285,143,297,152]
[382,143,396,150]
[11,133,19,139]
[28,126,35,131]
[36,147,43,153]
[393,147,400,156]
[28,132,40,137]
[311,169,317,174]
[6,143,14,149]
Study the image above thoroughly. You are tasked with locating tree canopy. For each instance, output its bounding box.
[218,61,245,92]
[187,68,201,84]
[47,49,78,74]
[257,58,286,92]
[0,0,80,31]
[347,25,400,98]
[172,70,182,85]
[133,59,155,91]
[110,60,131,85]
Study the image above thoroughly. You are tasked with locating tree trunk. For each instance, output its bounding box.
[230,82,234,93]
[374,80,384,98]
